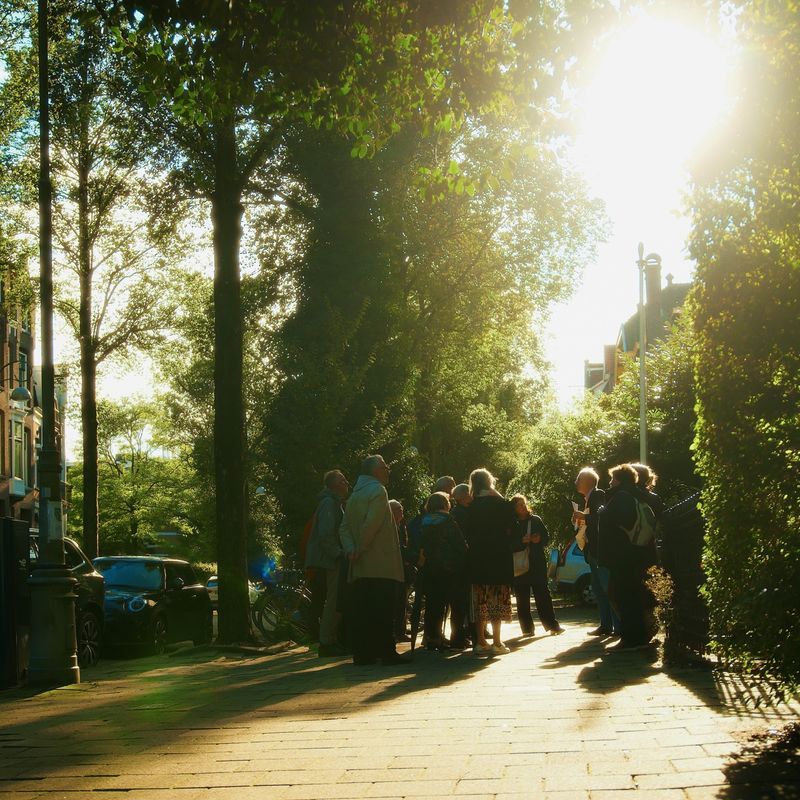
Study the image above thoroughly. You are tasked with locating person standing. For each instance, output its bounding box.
[572,467,620,637]
[510,494,563,636]
[389,499,413,642]
[449,483,473,647]
[305,470,349,657]
[598,464,655,651]
[464,468,516,655]
[339,455,409,666]
[418,492,469,649]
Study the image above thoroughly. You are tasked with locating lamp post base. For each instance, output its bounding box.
[27,567,80,686]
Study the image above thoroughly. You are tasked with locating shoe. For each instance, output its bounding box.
[380,653,413,666]
[608,640,651,652]
[549,626,565,635]
[520,629,535,637]
[491,643,511,655]
[472,643,492,655]
[318,643,348,657]
[448,638,468,650]
[395,634,412,643]
[588,626,612,636]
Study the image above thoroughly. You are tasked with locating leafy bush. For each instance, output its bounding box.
[688,1,800,696]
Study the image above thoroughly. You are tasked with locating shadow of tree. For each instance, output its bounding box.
[718,722,800,799]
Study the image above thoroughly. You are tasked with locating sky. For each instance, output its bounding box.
[544,11,736,405]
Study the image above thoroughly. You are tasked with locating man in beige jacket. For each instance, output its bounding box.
[340,454,409,665]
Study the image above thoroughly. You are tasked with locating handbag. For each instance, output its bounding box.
[513,520,531,577]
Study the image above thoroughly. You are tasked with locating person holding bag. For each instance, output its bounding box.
[510,495,564,636]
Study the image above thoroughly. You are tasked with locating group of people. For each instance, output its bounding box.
[303,453,662,666]
[303,455,564,665]
[573,462,662,651]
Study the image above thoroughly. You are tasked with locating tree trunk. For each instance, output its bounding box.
[212,118,250,643]
[78,143,99,560]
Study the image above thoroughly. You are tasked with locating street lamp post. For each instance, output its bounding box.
[27,0,79,686]
[635,243,662,466]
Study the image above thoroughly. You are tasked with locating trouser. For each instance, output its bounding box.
[351,577,399,662]
[587,554,621,633]
[610,567,648,645]
[394,580,411,636]
[424,573,468,645]
[308,568,327,641]
[514,561,559,632]
[319,563,341,646]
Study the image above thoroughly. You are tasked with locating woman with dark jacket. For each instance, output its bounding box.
[598,463,655,650]
[463,468,517,655]
[510,495,564,636]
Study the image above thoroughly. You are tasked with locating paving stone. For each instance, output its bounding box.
[1,606,797,800]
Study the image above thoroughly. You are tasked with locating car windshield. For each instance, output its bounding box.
[95,560,164,590]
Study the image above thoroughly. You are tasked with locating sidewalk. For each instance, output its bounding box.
[1,606,797,800]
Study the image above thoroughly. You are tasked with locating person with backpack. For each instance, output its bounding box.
[418,491,469,650]
[597,463,658,651]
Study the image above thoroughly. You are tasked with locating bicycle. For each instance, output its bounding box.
[250,571,314,643]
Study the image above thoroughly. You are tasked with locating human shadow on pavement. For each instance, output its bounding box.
[574,643,661,695]
[0,639,497,787]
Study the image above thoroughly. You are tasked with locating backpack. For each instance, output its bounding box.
[621,500,657,547]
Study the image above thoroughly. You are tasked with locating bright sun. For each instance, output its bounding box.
[574,14,733,209]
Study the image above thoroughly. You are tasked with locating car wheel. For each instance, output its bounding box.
[193,612,213,646]
[576,575,596,605]
[151,615,168,655]
[77,610,102,668]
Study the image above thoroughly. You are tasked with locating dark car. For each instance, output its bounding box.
[29,534,105,668]
[93,556,213,654]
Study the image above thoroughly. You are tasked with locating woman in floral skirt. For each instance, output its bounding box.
[463,468,517,655]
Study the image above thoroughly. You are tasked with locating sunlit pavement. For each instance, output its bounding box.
[1,606,798,800]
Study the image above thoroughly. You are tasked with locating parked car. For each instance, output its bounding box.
[548,537,595,604]
[93,556,213,654]
[29,534,105,668]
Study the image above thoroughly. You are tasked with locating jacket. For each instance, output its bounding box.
[419,512,468,577]
[304,489,344,570]
[582,487,606,563]
[339,474,404,582]
[463,494,516,585]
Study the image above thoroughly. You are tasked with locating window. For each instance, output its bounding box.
[17,350,28,388]
[12,420,23,481]
[64,540,85,571]
[24,427,31,486]
[0,411,5,475]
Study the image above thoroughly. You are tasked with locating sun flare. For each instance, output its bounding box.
[574,15,734,204]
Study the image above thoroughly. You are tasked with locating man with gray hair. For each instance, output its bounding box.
[435,475,456,498]
[305,469,349,657]
[340,455,409,665]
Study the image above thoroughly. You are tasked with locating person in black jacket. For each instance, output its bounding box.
[510,495,563,636]
[418,492,469,649]
[572,467,620,637]
[464,468,517,655]
[597,464,654,651]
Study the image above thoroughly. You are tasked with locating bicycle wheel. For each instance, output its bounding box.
[252,594,281,640]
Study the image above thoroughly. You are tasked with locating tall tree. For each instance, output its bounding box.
[48,10,178,559]
[263,117,604,532]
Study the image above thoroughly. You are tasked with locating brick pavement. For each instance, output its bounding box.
[1,606,797,800]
